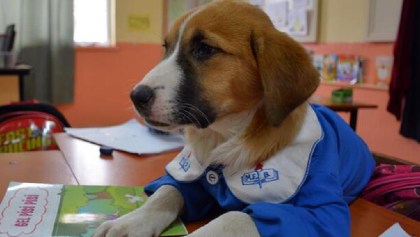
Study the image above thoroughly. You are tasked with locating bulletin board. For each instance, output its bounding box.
[250,0,319,43]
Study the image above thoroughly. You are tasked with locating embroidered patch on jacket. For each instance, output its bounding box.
[166,145,206,182]
[179,151,192,172]
[241,164,279,188]
[223,106,323,204]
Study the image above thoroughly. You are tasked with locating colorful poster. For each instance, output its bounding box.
[336,55,361,84]
[0,182,187,237]
[287,9,308,36]
[322,54,338,81]
[290,0,311,10]
[265,1,289,31]
[249,0,264,7]
[375,56,393,87]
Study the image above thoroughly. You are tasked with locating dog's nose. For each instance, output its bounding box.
[130,85,155,109]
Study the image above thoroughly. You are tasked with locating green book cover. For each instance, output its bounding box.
[0,182,187,237]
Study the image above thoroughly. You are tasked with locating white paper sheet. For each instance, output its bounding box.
[379,223,412,237]
[65,119,184,155]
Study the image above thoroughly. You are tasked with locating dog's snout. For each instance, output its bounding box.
[130,85,155,109]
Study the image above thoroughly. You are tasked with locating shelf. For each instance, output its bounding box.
[320,81,389,91]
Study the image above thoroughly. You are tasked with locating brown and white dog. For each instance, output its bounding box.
[94,1,374,237]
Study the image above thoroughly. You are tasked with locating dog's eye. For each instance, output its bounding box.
[192,42,219,61]
[162,41,169,53]
[162,41,168,49]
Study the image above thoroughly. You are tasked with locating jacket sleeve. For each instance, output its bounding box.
[144,174,218,221]
[243,172,350,237]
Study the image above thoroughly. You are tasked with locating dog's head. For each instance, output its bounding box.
[131,0,319,131]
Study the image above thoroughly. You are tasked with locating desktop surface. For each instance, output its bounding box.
[0,133,419,236]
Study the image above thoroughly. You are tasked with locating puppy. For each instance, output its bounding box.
[94,1,375,237]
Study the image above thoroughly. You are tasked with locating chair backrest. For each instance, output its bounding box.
[0,102,70,153]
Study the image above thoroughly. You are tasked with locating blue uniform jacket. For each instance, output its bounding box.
[145,104,375,237]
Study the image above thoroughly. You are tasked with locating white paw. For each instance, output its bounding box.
[186,211,260,237]
[92,211,160,237]
[92,185,183,237]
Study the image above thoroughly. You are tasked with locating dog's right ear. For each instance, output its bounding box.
[251,27,319,126]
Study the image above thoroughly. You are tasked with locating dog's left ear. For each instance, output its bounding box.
[251,28,319,126]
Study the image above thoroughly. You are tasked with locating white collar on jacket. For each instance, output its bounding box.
[166,106,323,203]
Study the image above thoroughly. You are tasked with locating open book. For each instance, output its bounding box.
[0,182,187,237]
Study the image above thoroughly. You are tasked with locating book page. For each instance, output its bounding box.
[0,182,187,237]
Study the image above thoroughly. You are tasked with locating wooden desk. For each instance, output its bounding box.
[350,198,420,236]
[54,134,420,236]
[1,134,419,236]
[53,133,177,186]
[0,150,78,200]
[310,95,378,131]
[0,64,32,101]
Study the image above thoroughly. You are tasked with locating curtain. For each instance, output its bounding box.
[387,0,420,142]
[0,0,74,104]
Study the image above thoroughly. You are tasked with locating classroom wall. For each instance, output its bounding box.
[115,0,163,44]
[315,84,420,164]
[56,44,162,127]
[318,0,366,42]
[56,0,165,127]
[305,0,420,163]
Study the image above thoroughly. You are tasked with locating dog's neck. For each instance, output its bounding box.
[185,103,308,170]
[184,107,257,166]
[209,108,258,140]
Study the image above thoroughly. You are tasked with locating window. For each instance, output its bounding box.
[73,0,115,46]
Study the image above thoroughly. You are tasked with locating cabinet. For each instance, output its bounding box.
[366,0,403,42]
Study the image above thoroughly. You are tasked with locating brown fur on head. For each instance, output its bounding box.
[131,0,319,168]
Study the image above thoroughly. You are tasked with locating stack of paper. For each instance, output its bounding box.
[65,119,184,155]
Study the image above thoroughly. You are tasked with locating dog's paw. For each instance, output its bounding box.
[92,185,183,237]
[186,211,260,237]
[92,211,160,237]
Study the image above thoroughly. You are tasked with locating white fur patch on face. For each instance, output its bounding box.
[133,8,218,129]
[134,24,185,126]
[140,53,180,122]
